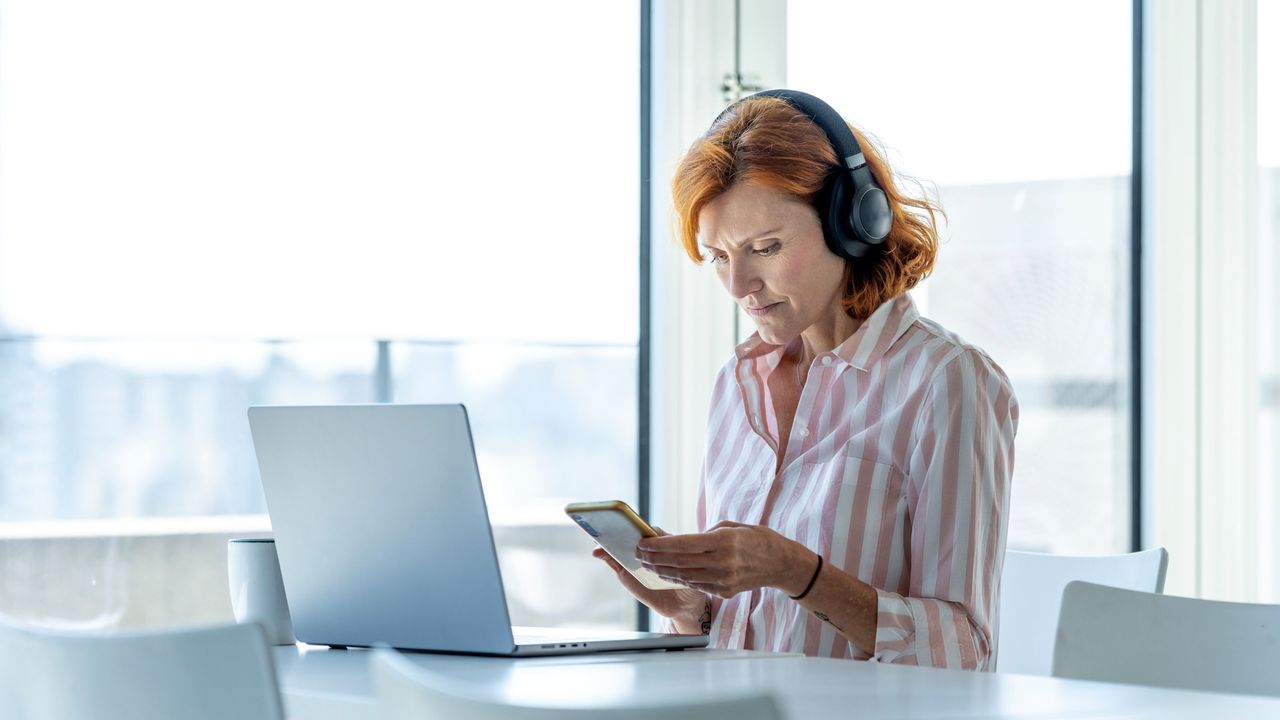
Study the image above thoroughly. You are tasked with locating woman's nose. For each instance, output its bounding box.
[721,260,757,297]
[725,261,761,299]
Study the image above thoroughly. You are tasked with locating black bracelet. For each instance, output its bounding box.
[789,552,823,601]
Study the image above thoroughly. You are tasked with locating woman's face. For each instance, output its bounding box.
[698,182,847,347]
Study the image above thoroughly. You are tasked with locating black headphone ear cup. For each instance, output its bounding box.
[850,185,892,245]
[820,173,872,258]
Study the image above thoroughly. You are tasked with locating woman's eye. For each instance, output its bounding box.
[709,253,728,265]
[754,243,780,256]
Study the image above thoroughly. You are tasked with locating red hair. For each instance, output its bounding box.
[671,96,943,319]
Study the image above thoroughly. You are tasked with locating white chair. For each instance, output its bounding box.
[997,547,1168,675]
[0,618,284,720]
[371,649,785,720]
[1053,581,1280,697]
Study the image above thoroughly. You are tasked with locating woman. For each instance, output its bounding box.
[595,90,1017,670]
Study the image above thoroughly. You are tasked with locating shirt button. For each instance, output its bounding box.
[821,356,832,366]
[798,425,810,438]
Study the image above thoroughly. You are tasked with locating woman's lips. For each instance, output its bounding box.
[745,302,781,318]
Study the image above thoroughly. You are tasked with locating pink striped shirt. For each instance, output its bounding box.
[697,292,1017,669]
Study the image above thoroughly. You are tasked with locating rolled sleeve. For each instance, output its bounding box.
[872,590,986,668]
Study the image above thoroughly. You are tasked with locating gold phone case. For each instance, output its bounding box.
[565,501,685,591]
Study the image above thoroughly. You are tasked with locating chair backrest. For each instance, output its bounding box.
[0,618,285,720]
[997,547,1167,675]
[371,649,784,720]
[1053,581,1280,697]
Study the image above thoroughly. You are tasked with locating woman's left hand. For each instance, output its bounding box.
[635,521,813,598]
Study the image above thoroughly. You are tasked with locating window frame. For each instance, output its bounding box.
[1143,0,1260,601]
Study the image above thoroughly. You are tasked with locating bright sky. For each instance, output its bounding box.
[0,1,639,345]
[788,0,1134,185]
[791,0,1280,177]
[1262,0,1280,165]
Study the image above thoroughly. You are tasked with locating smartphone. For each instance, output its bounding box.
[564,500,685,591]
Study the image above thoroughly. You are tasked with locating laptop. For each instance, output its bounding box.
[246,403,708,656]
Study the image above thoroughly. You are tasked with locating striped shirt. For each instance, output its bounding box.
[697,292,1017,669]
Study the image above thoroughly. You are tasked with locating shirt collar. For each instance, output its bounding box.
[734,293,919,372]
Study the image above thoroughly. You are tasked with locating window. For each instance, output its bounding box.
[0,1,640,629]
[1259,0,1279,603]
[783,0,1134,553]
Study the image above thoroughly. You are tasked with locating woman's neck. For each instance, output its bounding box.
[794,310,862,368]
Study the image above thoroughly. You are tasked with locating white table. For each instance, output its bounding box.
[275,644,1280,719]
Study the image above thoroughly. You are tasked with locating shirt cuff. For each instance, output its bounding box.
[871,587,916,664]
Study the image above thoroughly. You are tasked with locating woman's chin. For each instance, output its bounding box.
[752,325,798,348]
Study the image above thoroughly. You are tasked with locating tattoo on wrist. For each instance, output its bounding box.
[699,600,713,635]
[814,610,844,633]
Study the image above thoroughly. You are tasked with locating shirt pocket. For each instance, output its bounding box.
[803,452,903,495]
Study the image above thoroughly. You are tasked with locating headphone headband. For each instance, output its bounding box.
[749,89,867,172]
[720,89,893,258]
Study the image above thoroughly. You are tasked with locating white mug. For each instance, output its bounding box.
[227,538,295,645]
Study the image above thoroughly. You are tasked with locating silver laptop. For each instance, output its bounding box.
[246,403,708,656]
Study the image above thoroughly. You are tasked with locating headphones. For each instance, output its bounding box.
[726,89,893,259]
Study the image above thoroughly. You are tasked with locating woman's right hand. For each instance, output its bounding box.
[592,547,708,634]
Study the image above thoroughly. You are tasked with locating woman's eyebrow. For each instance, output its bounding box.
[701,226,783,251]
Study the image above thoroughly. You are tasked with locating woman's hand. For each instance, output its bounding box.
[592,546,708,634]
[634,521,815,598]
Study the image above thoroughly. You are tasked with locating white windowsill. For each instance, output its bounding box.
[0,515,272,540]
